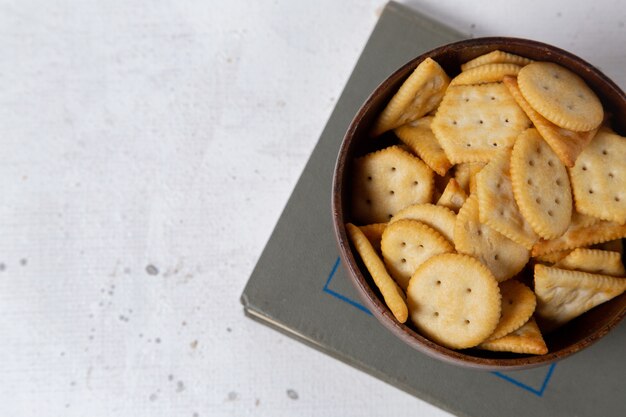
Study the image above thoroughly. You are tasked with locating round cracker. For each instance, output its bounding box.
[517,62,603,131]
[381,219,453,290]
[407,253,501,349]
[450,63,522,86]
[510,128,573,239]
[389,203,456,244]
[371,58,450,136]
[461,50,533,71]
[485,280,536,341]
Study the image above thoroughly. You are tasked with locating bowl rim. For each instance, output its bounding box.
[331,36,626,370]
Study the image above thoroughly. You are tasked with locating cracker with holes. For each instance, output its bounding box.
[569,128,626,224]
[394,116,452,176]
[346,223,408,322]
[486,280,536,341]
[407,253,501,349]
[389,203,456,244]
[518,62,603,132]
[351,146,434,224]
[461,50,533,71]
[476,151,538,249]
[358,223,387,256]
[503,76,598,167]
[371,58,450,137]
[450,63,522,86]
[532,218,626,256]
[437,178,467,213]
[534,264,626,332]
[479,317,548,355]
[381,219,454,289]
[454,195,529,281]
[510,128,572,239]
[556,248,626,277]
[432,83,530,163]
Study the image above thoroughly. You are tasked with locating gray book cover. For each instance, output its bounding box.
[240,2,626,416]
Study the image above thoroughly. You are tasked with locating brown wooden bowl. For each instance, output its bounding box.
[332,37,626,370]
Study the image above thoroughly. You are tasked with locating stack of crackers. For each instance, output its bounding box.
[346,51,626,355]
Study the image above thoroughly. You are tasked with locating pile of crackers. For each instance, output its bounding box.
[346,51,626,354]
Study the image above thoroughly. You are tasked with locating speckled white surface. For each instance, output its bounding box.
[0,1,624,416]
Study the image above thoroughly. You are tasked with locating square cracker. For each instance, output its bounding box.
[476,151,538,249]
[479,317,548,355]
[534,264,626,332]
[569,128,626,224]
[532,217,626,256]
[351,146,434,224]
[454,194,529,282]
[371,58,450,137]
[432,83,530,163]
[485,280,536,341]
[503,76,598,167]
[555,248,625,276]
[394,116,452,176]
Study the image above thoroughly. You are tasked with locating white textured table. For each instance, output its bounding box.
[1,1,624,416]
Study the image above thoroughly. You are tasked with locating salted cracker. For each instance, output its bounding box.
[534,264,626,332]
[436,178,467,213]
[394,116,452,176]
[486,280,536,341]
[351,146,434,224]
[479,317,548,355]
[450,63,522,86]
[454,194,529,282]
[389,203,456,244]
[556,248,626,277]
[510,128,573,239]
[407,253,501,349]
[569,128,626,224]
[533,249,573,264]
[371,58,450,136]
[532,218,626,256]
[476,151,538,249]
[358,223,387,256]
[346,223,408,322]
[518,62,603,132]
[461,50,533,72]
[381,219,454,289]
[431,83,530,163]
[503,76,597,167]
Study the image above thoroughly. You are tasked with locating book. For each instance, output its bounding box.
[241,2,626,416]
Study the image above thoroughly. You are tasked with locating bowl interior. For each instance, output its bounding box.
[333,37,626,370]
